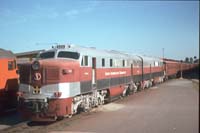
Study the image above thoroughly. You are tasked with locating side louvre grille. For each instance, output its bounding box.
[19,64,31,84]
[45,67,60,83]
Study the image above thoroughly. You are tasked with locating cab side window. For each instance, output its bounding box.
[122,60,125,67]
[110,59,113,67]
[81,56,88,66]
[102,58,105,67]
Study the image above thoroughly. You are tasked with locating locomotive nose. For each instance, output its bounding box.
[31,61,42,88]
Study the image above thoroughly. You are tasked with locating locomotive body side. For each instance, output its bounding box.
[140,56,164,87]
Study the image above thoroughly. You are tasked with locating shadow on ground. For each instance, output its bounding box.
[27,121,55,126]
[0,111,25,128]
[182,66,199,80]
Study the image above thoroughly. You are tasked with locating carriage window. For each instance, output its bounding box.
[81,56,88,66]
[39,51,55,59]
[102,58,105,67]
[110,59,113,67]
[58,51,80,59]
[122,60,125,67]
[8,60,15,70]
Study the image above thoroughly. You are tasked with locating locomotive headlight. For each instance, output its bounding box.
[62,69,73,75]
[32,61,40,70]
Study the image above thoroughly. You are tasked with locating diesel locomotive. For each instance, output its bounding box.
[17,45,198,121]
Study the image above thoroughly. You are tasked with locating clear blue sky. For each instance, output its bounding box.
[0,0,199,60]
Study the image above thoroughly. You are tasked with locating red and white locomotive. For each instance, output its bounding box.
[17,45,165,121]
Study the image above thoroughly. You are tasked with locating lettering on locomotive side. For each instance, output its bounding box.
[105,71,127,76]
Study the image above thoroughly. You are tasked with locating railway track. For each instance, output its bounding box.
[0,107,100,133]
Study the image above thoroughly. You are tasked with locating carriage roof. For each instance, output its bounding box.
[44,45,142,61]
[42,45,162,63]
[0,48,15,59]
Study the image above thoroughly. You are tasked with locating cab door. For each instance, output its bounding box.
[131,63,133,81]
[92,57,96,87]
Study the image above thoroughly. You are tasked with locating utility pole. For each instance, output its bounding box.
[162,48,164,60]
[180,60,183,79]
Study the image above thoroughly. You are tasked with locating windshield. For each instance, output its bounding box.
[39,51,55,59]
[57,51,80,59]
